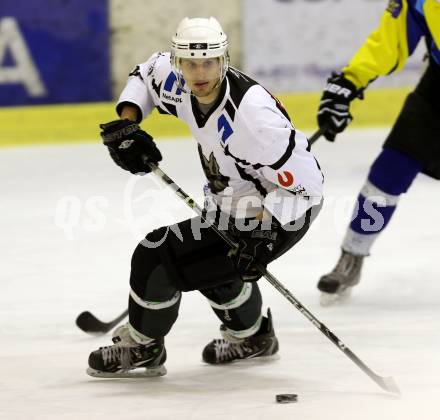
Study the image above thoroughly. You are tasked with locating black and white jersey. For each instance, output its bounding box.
[117,52,323,224]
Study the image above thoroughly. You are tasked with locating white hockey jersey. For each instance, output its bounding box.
[117,52,324,224]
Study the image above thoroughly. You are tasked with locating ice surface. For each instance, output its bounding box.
[1,129,439,419]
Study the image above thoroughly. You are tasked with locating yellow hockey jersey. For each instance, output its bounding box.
[342,0,440,89]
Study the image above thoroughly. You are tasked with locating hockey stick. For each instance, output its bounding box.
[146,155,400,395]
[75,309,128,334]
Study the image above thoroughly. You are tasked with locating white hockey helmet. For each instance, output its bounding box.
[171,17,229,90]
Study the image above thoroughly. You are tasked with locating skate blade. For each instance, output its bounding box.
[320,288,352,307]
[205,352,281,366]
[86,365,166,378]
[243,353,281,364]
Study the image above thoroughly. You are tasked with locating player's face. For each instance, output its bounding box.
[180,58,222,101]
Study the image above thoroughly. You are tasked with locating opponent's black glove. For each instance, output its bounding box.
[228,221,279,282]
[317,72,362,141]
[100,119,162,174]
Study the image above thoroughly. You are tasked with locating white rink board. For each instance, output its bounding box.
[1,130,439,419]
[242,0,426,91]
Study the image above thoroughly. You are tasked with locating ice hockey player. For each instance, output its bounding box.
[87,17,323,378]
[316,0,440,305]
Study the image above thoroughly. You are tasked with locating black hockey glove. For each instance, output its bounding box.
[317,72,362,141]
[100,119,162,174]
[228,221,279,282]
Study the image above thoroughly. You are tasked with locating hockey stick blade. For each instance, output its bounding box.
[374,375,401,396]
[262,267,401,395]
[75,309,128,334]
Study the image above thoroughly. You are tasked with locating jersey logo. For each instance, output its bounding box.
[198,145,230,194]
[162,92,182,103]
[217,114,233,143]
[277,171,294,187]
[291,184,308,197]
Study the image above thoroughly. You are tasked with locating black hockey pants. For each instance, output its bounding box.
[128,202,322,339]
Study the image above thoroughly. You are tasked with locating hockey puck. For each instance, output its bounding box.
[276,393,298,403]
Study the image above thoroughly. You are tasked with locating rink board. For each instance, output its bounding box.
[0,88,410,147]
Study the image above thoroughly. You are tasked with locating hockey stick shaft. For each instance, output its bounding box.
[148,154,400,395]
[309,127,326,145]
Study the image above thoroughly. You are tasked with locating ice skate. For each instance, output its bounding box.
[87,324,167,378]
[317,249,364,306]
[202,309,279,364]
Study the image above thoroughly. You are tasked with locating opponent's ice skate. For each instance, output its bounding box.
[202,309,279,364]
[317,249,364,306]
[87,324,167,378]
